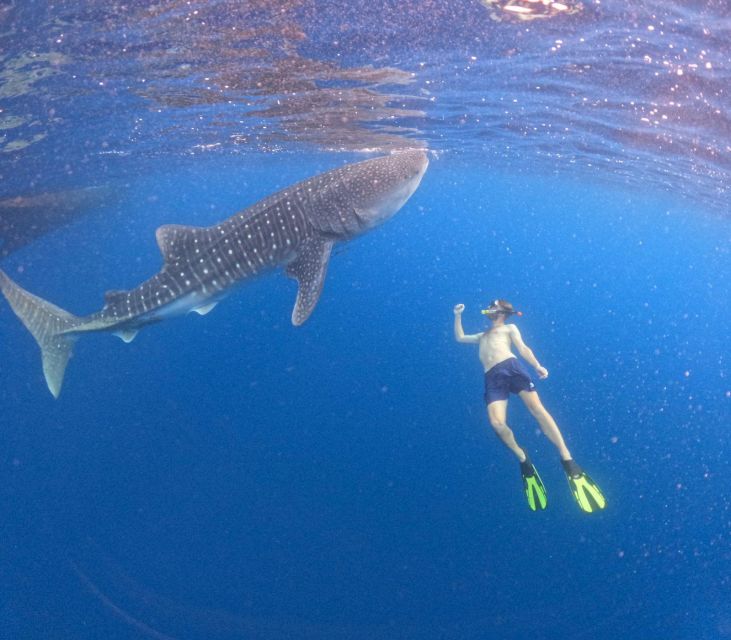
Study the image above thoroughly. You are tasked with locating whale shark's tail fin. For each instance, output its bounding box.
[0,269,81,398]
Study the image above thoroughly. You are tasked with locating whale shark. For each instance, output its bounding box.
[0,150,428,397]
[0,186,114,258]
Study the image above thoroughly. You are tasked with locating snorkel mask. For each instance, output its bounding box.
[480,300,523,317]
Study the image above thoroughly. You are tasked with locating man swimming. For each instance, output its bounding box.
[454,299,606,513]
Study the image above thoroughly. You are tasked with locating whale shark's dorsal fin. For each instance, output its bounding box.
[286,236,333,326]
[104,289,127,306]
[156,224,208,264]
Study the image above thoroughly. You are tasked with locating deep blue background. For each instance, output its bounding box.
[1,154,730,639]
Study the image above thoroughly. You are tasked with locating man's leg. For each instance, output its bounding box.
[487,400,526,462]
[519,391,572,460]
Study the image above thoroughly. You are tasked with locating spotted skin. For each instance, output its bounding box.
[0,150,429,397]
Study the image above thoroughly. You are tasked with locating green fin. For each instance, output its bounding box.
[520,458,547,511]
[562,459,606,513]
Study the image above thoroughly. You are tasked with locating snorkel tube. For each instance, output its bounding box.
[480,299,523,317]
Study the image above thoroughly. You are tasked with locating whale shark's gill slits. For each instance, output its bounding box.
[272,201,287,254]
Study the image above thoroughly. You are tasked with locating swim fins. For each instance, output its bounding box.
[561,459,606,513]
[520,457,547,511]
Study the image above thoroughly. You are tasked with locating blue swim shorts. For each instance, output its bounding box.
[484,357,536,405]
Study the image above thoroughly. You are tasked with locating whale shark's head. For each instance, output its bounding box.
[341,149,429,231]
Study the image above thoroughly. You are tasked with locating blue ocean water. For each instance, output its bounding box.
[1,2,730,639]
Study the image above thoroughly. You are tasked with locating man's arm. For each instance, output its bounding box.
[509,325,549,379]
[453,304,482,344]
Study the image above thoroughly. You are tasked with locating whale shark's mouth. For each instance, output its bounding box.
[369,171,427,226]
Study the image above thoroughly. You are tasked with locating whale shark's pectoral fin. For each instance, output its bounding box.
[286,236,334,326]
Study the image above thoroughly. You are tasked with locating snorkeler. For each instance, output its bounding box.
[453,300,606,513]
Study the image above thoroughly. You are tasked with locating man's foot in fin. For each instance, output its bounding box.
[561,459,606,513]
[520,457,547,511]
